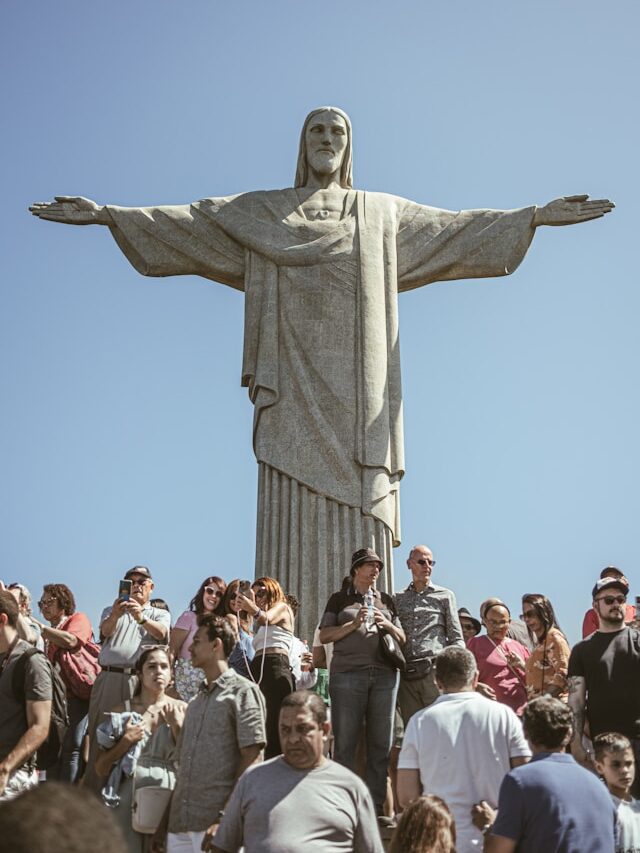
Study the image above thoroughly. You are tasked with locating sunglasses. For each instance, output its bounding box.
[38,597,58,609]
[596,595,626,606]
[415,558,436,567]
[253,587,267,596]
[203,586,221,597]
[520,610,537,619]
[129,577,149,587]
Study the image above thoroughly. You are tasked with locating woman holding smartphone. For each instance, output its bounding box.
[169,576,226,701]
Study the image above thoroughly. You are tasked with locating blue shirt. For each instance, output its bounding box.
[491,752,616,852]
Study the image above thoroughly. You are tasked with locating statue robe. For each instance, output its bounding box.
[105,189,536,639]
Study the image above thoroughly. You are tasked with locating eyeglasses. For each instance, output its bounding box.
[596,595,627,606]
[486,619,510,627]
[203,586,221,597]
[38,597,57,609]
[128,577,149,587]
[414,558,436,567]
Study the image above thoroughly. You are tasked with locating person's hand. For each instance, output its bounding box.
[29,196,108,225]
[201,820,221,851]
[111,597,127,617]
[124,600,144,622]
[471,800,496,831]
[571,742,594,769]
[505,651,525,670]
[161,702,186,731]
[122,719,147,746]
[476,682,497,700]
[353,606,368,628]
[0,764,10,797]
[300,651,313,672]
[533,195,614,227]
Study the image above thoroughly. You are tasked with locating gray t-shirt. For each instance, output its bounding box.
[98,605,171,667]
[0,639,53,763]
[214,756,384,853]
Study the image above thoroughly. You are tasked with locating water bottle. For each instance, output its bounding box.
[365,589,375,630]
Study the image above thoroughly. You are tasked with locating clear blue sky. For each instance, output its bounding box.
[2,1,638,641]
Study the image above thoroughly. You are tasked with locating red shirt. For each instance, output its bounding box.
[468,634,530,715]
[45,612,93,664]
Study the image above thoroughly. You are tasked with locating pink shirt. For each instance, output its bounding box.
[467,634,530,715]
[174,610,199,660]
[45,612,93,664]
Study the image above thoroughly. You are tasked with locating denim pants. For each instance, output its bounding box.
[329,666,399,809]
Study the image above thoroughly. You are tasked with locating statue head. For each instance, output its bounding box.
[295,106,353,189]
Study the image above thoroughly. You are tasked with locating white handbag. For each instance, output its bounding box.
[131,786,172,834]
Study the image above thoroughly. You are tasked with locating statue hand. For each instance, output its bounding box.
[533,195,614,227]
[29,196,108,225]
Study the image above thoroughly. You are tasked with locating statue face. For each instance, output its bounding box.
[304,110,348,179]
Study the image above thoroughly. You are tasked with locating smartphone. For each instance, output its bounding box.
[239,580,252,594]
[118,579,132,601]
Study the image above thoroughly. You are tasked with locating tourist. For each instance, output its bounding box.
[239,577,295,759]
[151,614,266,853]
[389,794,456,853]
[95,646,186,852]
[32,583,97,782]
[169,576,226,701]
[219,580,254,680]
[582,566,635,637]
[398,647,530,851]
[473,696,616,852]
[594,732,640,853]
[84,566,170,792]
[319,548,405,823]
[0,590,52,800]
[458,607,482,644]
[394,545,464,725]
[520,593,569,702]
[208,690,383,853]
[468,602,529,714]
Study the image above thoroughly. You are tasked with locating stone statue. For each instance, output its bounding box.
[30,107,614,640]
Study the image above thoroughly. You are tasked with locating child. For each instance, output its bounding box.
[594,732,640,853]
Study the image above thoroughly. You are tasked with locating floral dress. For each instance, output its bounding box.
[524,627,570,702]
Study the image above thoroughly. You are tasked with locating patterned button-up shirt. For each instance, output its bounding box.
[394,582,464,662]
[168,668,266,833]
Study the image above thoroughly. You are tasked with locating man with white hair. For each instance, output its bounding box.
[397,647,530,851]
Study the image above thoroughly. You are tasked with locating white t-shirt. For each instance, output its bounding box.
[612,795,640,853]
[398,691,531,851]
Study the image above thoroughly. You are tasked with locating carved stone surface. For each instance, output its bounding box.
[30,107,613,642]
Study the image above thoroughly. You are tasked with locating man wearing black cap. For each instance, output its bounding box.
[581,566,635,638]
[84,565,170,790]
[568,574,640,794]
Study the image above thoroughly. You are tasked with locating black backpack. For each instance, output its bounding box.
[11,647,70,770]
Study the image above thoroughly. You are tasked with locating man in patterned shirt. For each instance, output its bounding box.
[394,545,464,724]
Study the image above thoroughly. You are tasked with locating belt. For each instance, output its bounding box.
[102,665,135,674]
[254,648,290,657]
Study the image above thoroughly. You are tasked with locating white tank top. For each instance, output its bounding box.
[252,622,293,653]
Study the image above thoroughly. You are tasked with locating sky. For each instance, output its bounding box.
[2,1,638,642]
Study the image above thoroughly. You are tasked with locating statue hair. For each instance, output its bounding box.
[295,106,353,189]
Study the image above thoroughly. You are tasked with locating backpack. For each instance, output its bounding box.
[11,647,70,770]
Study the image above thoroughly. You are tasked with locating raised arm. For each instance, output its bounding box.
[533,194,614,226]
[29,196,111,225]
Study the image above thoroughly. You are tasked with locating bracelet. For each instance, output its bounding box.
[138,616,147,625]
[482,823,493,837]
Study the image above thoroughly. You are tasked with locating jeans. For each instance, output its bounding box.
[47,694,89,783]
[329,666,399,809]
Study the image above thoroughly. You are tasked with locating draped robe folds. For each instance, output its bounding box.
[106,189,536,640]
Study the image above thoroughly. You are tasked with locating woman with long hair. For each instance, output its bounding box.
[520,593,570,702]
[94,646,186,852]
[219,580,255,679]
[390,795,457,853]
[33,583,97,782]
[238,576,295,758]
[169,576,226,701]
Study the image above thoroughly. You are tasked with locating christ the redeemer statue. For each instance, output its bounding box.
[31,107,614,640]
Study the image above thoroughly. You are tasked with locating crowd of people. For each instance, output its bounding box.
[0,552,639,852]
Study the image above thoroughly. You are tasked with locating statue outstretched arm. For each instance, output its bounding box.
[533,194,614,226]
[29,196,111,225]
